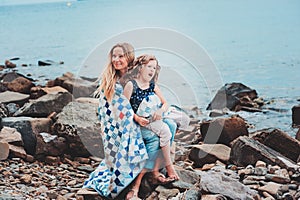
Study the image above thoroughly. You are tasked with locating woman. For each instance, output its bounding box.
[83,43,177,199]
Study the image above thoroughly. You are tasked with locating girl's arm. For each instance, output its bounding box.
[123,81,133,100]
[123,81,149,126]
[153,85,169,120]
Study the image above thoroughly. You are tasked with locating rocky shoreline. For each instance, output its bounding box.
[0,62,300,199]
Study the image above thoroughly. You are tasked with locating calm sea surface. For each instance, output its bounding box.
[0,0,299,136]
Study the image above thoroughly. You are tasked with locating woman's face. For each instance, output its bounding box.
[112,47,128,74]
[140,60,157,82]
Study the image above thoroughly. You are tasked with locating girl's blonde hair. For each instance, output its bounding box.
[131,54,161,83]
[96,43,135,101]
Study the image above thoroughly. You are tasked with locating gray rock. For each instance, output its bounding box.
[207,82,258,111]
[14,91,73,117]
[156,185,180,199]
[189,144,231,167]
[53,101,103,158]
[6,77,35,94]
[230,136,299,172]
[184,188,202,200]
[0,127,23,146]
[0,91,29,105]
[1,117,52,155]
[200,116,248,146]
[252,129,300,163]
[50,72,97,98]
[196,169,257,200]
[35,132,67,158]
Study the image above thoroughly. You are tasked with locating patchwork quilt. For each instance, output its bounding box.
[136,93,164,120]
[83,83,148,198]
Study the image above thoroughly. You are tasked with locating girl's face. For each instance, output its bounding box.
[140,60,157,82]
[112,47,128,75]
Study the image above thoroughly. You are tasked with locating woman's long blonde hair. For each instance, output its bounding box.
[96,43,135,102]
[131,54,161,83]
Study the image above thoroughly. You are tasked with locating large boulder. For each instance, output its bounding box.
[0,72,35,94]
[200,116,248,146]
[195,167,258,199]
[252,129,300,162]
[0,72,34,82]
[0,127,27,159]
[0,91,30,106]
[1,117,52,155]
[48,72,97,98]
[207,82,259,111]
[52,101,103,158]
[35,132,67,159]
[13,90,73,117]
[62,78,97,98]
[5,77,35,94]
[230,136,299,172]
[189,144,231,167]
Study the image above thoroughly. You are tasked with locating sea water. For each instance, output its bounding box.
[0,0,299,136]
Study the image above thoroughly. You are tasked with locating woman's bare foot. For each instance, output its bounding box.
[166,164,179,180]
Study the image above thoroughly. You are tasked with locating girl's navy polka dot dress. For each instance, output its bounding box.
[130,80,155,113]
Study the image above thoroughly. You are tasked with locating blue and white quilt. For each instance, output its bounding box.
[83,83,148,199]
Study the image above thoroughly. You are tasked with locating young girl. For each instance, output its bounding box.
[123,54,180,182]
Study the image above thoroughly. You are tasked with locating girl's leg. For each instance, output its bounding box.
[147,121,179,179]
[146,120,172,148]
[152,154,163,177]
[152,142,179,181]
[151,151,177,183]
[160,143,179,180]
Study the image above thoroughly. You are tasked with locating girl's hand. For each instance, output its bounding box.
[135,115,149,126]
[152,108,164,121]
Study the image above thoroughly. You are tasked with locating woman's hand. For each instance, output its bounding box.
[152,108,164,121]
[134,115,149,126]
